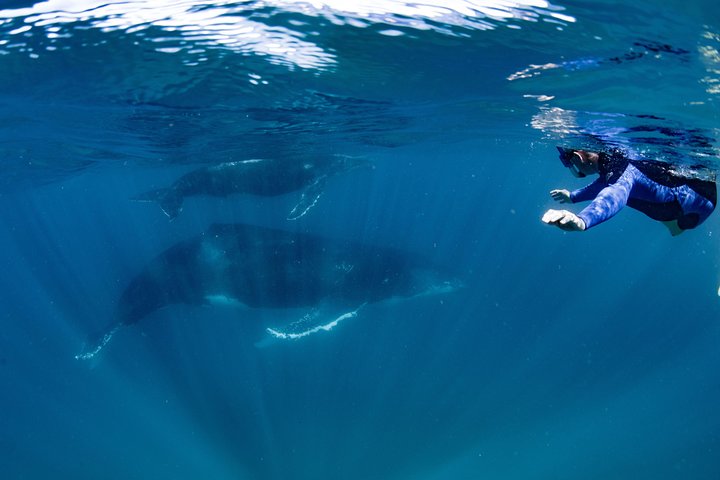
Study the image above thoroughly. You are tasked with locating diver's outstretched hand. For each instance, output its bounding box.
[550,189,572,203]
[541,209,586,232]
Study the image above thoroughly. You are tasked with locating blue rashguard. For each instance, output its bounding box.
[570,155,717,231]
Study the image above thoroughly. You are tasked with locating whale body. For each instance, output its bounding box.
[77,223,458,359]
[133,156,370,220]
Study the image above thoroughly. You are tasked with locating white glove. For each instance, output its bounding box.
[541,209,586,231]
[550,189,572,203]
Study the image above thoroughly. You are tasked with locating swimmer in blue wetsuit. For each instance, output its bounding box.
[542,147,717,235]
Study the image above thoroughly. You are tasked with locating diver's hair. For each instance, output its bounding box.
[596,147,630,168]
[602,146,630,160]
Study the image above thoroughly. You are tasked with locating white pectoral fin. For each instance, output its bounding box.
[132,187,182,219]
[287,177,326,220]
[260,303,366,345]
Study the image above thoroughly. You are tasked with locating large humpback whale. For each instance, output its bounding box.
[77,223,459,360]
[133,155,370,220]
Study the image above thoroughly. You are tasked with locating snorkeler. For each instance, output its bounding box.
[542,147,717,235]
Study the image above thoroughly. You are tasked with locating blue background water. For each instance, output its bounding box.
[1,1,720,478]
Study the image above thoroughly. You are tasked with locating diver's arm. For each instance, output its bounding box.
[569,178,606,203]
[576,169,634,229]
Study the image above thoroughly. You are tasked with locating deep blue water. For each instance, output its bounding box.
[1,1,720,478]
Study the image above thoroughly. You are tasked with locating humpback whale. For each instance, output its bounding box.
[133,156,371,220]
[77,223,459,360]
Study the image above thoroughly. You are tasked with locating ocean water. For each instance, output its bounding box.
[1,0,720,478]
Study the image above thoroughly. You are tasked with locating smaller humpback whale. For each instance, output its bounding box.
[133,155,371,220]
[76,223,460,360]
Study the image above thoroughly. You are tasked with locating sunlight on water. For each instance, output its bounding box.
[0,0,574,69]
[0,0,336,69]
[700,28,720,96]
[260,0,575,32]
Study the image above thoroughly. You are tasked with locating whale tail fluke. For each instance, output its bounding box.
[75,324,121,361]
[131,188,183,220]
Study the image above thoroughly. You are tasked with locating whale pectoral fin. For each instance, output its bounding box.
[287,177,326,220]
[131,188,183,220]
[259,303,366,345]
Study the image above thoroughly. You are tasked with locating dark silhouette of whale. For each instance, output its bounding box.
[77,223,459,360]
[133,155,371,220]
